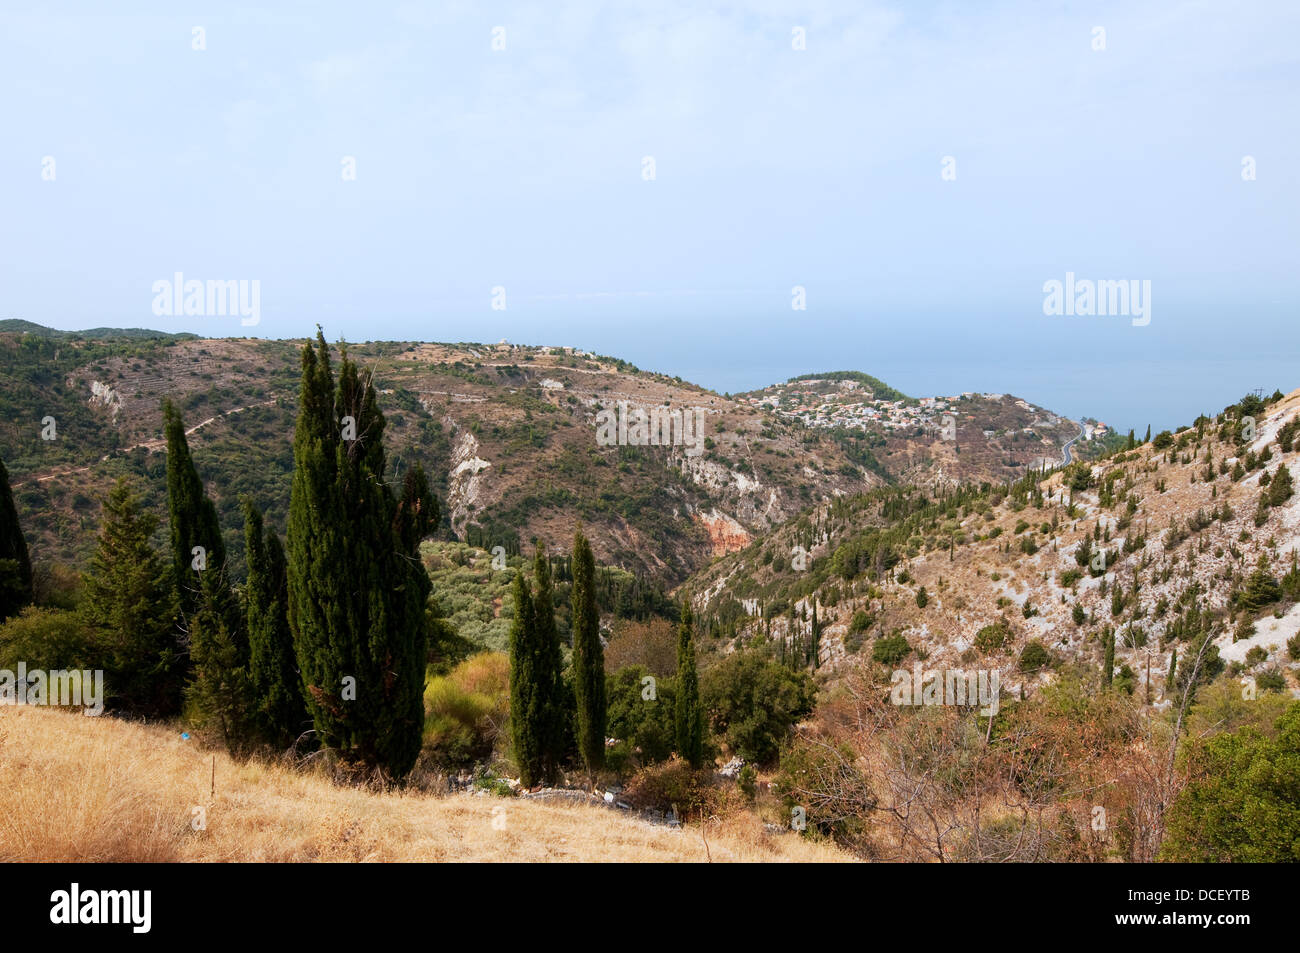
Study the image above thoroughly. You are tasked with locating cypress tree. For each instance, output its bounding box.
[81,478,182,715]
[163,399,228,622]
[164,400,251,747]
[530,543,566,781]
[287,332,433,779]
[508,571,545,788]
[571,529,605,777]
[675,601,704,768]
[244,500,308,748]
[1103,627,1115,687]
[0,456,33,622]
[1144,425,1151,444]
[1166,648,1177,694]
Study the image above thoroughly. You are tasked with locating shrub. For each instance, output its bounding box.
[422,652,510,767]
[1161,704,1300,861]
[974,619,1011,654]
[872,633,912,666]
[1019,640,1050,673]
[622,756,717,820]
[1256,667,1287,694]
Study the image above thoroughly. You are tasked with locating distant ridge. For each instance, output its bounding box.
[0,319,197,342]
[786,370,911,403]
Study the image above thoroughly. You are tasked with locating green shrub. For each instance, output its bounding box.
[872,633,912,666]
[1018,640,1050,672]
[700,652,815,763]
[974,619,1011,654]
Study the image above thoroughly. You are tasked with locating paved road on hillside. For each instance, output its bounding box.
[1061,422,1085,465]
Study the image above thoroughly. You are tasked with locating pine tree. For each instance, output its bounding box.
[508,571,545,788]
[286,332,433,778]
[243,500,308,748]
[0,456,33,622]
[675,601,704,768]
[81,478,182,715]
[571,529,605,777]
[1268,464,1294,507]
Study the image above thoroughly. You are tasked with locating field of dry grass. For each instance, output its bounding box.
[0,707,849,863]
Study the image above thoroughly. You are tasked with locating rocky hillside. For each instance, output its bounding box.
[685,388,1300,702]
[2,324,1102,587]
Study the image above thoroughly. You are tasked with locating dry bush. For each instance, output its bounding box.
[604,618,678,677]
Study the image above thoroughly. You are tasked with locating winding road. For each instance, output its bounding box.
[1061,421,1085,465]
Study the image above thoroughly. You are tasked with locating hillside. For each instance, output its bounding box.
[0,706,847,862]
[2,325,1101,587]
[685,388,1300,704]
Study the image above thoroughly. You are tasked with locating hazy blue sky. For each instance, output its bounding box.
[2,1,1297,432]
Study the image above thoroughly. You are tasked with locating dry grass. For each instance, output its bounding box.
[0,707,850,863]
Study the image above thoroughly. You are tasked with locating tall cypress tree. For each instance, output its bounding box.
[508,571,544,788]
[531,543,566,782]
[286,332,432,778]
[163,399,228,622]
[164,400,248,747]
[675,601,704,768]
[0,456,33,622]
[81,478,182,715]
[243,499,307,748]
[571,529,605,777]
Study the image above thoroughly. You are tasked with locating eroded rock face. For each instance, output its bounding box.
[446,430,491,536]
[695,508,751,556]
[88,380,123,420]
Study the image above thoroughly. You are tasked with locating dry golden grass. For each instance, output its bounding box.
[0,707,850,863]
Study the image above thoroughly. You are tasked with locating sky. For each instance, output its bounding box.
[2,0,1297,433]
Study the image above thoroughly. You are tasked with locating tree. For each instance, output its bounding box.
[1161,704,1300,861]
[80,478,182,715]
[1165,648,1177,694]
[163,399,228,621]
[165,400,248,747]
[530,543,566,781]
[571,529,605,777]
[1103,627,1115,687]
[1267,464,1294,507]
[243,500,307,748]
[701,651,816,764]
[508,571,545,787]
[674,602,704,768]
[286,332,433,779]
[0,457,33,622]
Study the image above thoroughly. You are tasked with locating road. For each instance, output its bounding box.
[1061,421,1085,465]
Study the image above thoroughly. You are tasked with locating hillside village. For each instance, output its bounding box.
[743,374,1109,445]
